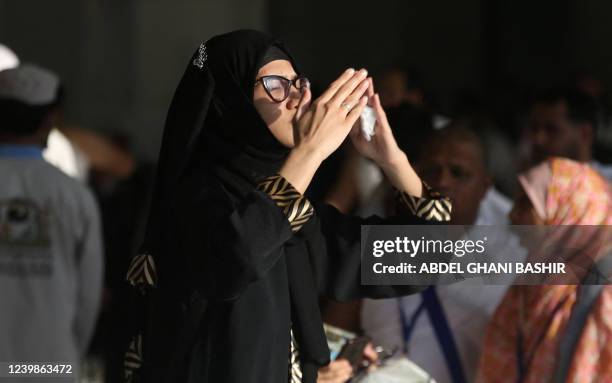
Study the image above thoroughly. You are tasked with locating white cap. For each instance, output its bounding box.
[0,44,19,72]
[0,64,60,105]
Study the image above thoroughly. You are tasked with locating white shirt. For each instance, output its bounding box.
[361,187,524,383]
[475,187,513,225]
[0,146,103,370]
[43,128,90,182]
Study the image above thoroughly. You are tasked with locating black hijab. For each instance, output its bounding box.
[141,30,292,269]
[140,29,330,379]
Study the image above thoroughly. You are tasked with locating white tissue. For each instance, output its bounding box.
[360,106,376,141]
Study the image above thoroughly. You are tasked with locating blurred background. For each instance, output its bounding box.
[2,0,612,160]
[2,1,612,382]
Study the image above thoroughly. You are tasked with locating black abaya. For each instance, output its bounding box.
[123,30,451,383]
[159,165,443,383]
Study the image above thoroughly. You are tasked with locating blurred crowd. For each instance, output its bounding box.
[1,36,611,383]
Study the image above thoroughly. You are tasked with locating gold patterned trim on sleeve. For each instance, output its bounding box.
[397,182,452,222]
[126,253,158,289]
[289,328,303,383]
[257,175,314,233]
[124,333,143,383]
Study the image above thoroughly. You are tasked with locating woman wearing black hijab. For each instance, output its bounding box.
[124,30,450,383]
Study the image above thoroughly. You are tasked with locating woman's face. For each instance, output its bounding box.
[509,188,548,250]
[253,59,302,148]
[509,189,545,225]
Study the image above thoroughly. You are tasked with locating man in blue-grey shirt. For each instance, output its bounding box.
[0,64,103,378]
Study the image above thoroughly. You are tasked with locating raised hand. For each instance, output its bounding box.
[279,68,371,193]
[349,78,405,168]
[293,68,370,161]
[349,78,424,197]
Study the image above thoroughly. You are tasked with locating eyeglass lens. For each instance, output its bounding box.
[263,76,310,102]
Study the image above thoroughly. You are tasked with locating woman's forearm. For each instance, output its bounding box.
[379,151,423,197]
[278,147,324,194]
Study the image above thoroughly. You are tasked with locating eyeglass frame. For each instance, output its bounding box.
[254,75,310,103]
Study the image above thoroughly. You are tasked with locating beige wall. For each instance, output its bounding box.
[3,0,612,159]
[0,0,269,159]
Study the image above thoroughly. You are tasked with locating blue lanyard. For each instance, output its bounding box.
[0,145,43,158]
[398,287,467,383]
[398,296,426,354]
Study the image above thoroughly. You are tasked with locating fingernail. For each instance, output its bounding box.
[347,68,355,74]
[360,69,368,76]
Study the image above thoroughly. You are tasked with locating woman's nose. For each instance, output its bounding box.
[286,88,302,109]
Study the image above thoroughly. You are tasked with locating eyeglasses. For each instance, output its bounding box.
[255,75,310,102]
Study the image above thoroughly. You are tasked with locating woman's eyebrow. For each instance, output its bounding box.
[278,73,298,79]
[259,72,298,79]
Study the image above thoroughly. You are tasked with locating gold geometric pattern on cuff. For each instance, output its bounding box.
[397,182,452,222]
[289,329,303,383]
[126,253,158,289]
[124,333,143,383]
[257,175,314,233]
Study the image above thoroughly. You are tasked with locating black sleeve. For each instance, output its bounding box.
[311,184,452,301]
[170,174,314,301]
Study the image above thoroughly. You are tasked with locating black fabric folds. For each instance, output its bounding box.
[141,30,292,259]
[135,29,332,383]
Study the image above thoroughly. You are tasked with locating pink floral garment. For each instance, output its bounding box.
[477,158,612,383]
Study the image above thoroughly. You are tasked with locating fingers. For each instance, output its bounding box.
[328,69,369,107]
[317,68,356,104]
[318,360,353,383]
[339,77,371,116]
[372,93,390,128]
[371,92,383,116]
[294,86,312,122]
[363,343,378,362]
[366,77,375,104]
[349,120,361,142]
[332,360,353,382]
[345,96,368,127]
